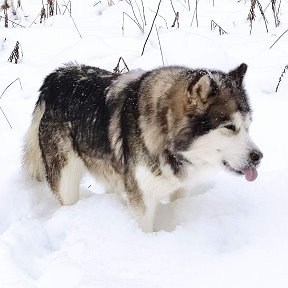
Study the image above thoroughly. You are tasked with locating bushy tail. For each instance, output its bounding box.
[22,102,45,181]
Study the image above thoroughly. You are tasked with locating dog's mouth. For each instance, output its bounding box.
[222,160,258,182]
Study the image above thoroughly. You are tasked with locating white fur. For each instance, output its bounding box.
[135,161,183,232]
[182,112,258,172]
[22,103,45,181]
[58,152,86,205]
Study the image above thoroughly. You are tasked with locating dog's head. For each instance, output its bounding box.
[172,64,263,181]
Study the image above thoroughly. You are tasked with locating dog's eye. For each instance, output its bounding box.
[224,124,236,132]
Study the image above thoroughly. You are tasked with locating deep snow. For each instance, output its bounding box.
[0,0,288,287]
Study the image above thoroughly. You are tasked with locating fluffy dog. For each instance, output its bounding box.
[23,63,263,232]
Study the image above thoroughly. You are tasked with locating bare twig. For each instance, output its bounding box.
[126,0,143,33]
[29,13,40,27]
[40,6,46,23]
[0,106,12,129]
[70,15,82,38]
[155,26,164,66]
[140,0,146,26]
[190,0,199,27]
[211,20,228,35]
[249,0,269,34]
[275,65,288,92]
[149,7,168,29]
[171,11,179,28]
[0,15,26,27]
[122,12,144,35]
[62,0,71,15]
[0,78,23,129]
[0,78,23,100]
[113,57,129,74]
[269,29,288,49]
[141,0,162,56]
[169,0,176,14]
[8,41,23,64]
[271,0,280,27]
[257,1,268,33]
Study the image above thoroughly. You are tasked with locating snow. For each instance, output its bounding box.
[1,0,288,287]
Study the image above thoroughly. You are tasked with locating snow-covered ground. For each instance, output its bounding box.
[1,0,288,287]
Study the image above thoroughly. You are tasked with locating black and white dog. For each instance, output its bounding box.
[23,63,263,232]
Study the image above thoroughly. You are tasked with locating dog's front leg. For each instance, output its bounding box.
[139,191,159,233]
[126,190,157,233]
[125,176,157,232]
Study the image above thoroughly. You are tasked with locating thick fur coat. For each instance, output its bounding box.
[23,63,263,232]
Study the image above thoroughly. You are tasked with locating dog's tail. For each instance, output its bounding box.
[22,102,45,181]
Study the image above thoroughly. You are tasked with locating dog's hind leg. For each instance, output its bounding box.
[39,124,85,205]
[57,152,85,205]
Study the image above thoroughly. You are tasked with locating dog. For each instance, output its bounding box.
[23,63,263,232]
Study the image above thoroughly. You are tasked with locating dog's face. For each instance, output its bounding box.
[174,64,263,181]
[185,111,262,181]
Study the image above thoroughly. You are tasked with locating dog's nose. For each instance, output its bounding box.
[250,150,263,165]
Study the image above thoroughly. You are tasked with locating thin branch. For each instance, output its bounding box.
[171,11,179,28]
[134,0,144,29]
[0,78,22,130]
[269,29,288,49]
[62,0,71,15]
[141,0,162,56]
[0,15,26,28]
[126,0,143,32]
[140,0,146,26]
[256,0,269,33]
[28,13,40,27]
[0,106,12,129]
[70,15,82,38]
[122,12,144,35]
[149,7,168,29]
[211,20,228,35]
[155,26,164,66]
[190,0,199,27]
[170,0,176,14]
[0,78,23,100]
[275,64,288,92]
[113,57,129,74]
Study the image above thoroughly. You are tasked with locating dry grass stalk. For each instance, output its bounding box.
[8,41,23,64]
[62,0,72,16]
[171,11,179,28]
[141,0,162,56]
[248,0,268,34]
[149,7,167,29]
[269,29,288,49]
[1,0,10,28]
[275,65,288,92]
[0,15,25,27]
[122,12,144,35]
[190,0,199,27]
[40,6,46,23]
[113,57,129,74]
[271,0,280,27]
[0,78,23,129]
[123,0,145,34]
[155,25,164,66]
[211,20,228,35]
[48,0,54,16]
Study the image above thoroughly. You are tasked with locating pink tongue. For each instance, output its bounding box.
[244,168,258,182]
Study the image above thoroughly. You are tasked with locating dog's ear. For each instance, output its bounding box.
[187,74,216,105]
[228,63,247,87]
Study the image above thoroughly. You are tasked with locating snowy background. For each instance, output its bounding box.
[0,0,288,287]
